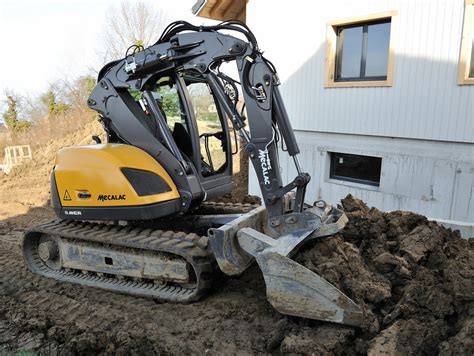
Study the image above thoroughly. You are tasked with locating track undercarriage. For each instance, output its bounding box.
[23,202,256,303]
[23,200,363,326]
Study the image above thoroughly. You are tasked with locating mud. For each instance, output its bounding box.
[0,196,471,354]
[295,195,474,355]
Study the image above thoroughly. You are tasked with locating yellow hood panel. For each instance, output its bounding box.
[54,144,179,207]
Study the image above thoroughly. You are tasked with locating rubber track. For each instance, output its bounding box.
[23,220,214,302]
[197,201,259,214]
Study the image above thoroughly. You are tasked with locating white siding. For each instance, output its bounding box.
[247,0,474,143]
[248,132,474,227]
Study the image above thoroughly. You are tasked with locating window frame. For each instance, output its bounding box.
[458,0,474,85]
[328,152,382,187]
[325,11,397,88]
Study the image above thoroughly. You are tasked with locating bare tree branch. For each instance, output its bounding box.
[98,0,168,64]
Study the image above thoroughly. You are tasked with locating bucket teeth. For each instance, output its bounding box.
[256,251,363,327]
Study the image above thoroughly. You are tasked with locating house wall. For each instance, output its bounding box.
[277,132,473,222]
[245,0,474,235]
[248,133,474,235]
[246,0,473,143]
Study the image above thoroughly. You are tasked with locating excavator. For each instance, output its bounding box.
[23,21,363,327]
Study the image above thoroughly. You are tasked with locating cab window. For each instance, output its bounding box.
[185,78,228,176]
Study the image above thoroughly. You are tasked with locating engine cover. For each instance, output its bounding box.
[51,143,181,221]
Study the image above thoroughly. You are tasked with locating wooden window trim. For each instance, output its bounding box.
[458,0,474,85]
[325,11,397,88]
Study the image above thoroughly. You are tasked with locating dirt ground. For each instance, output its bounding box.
[0,122,473,354]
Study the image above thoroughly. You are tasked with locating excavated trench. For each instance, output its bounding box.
[0,195,472,355]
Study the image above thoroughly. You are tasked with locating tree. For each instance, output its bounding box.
[100,1,168,62]
[62,75,96,111]
[40,89,70,117]
[2,93,31,132]
[157,87,180,117]
[13,119,31,133]
[3,95,19,129]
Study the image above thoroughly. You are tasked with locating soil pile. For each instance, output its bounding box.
[292,195,473,355]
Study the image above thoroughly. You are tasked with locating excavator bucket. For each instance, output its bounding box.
[256,251,363,326]
[208,203,363,327]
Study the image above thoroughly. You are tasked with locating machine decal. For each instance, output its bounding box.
[65,210,82,216]
[258,149,272,185]
[97,194,126,202]
[63,190,72,201]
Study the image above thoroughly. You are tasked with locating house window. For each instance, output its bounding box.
[471,37,474,77]
[459,0,474,85]
[325,11,396,88]
[335,20,391,81]
[329,152,382,186]
[470,36,474,77]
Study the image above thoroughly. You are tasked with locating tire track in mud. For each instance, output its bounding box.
[0,238,283,354]
[0,243,157,352]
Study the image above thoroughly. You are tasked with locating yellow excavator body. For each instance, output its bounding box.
[54,144,179,207]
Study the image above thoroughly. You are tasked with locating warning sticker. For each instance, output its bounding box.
[64,190,72,201]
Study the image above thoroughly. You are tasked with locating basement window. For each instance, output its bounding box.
[329,152,382,186]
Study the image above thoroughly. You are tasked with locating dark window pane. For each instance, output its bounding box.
[330,152,382,186]
[470,34,474,78]
[337,26,363,79]
[366,22,391,77]
[335,19,391,81]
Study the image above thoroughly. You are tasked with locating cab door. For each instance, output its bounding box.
[153,72,234,199]
[177,74,234,198]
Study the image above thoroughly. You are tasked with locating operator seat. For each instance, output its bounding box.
[172,122,194,158]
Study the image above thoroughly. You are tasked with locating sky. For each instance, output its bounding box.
[0,0,215,120]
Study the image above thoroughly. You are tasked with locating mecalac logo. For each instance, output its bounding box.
[258,149,272,185]
[97,194,126,202]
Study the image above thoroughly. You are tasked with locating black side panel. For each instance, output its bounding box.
[121,168,172,196]
[202,176,234,200]
[51,172,62,217]
[59,199,181,221]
